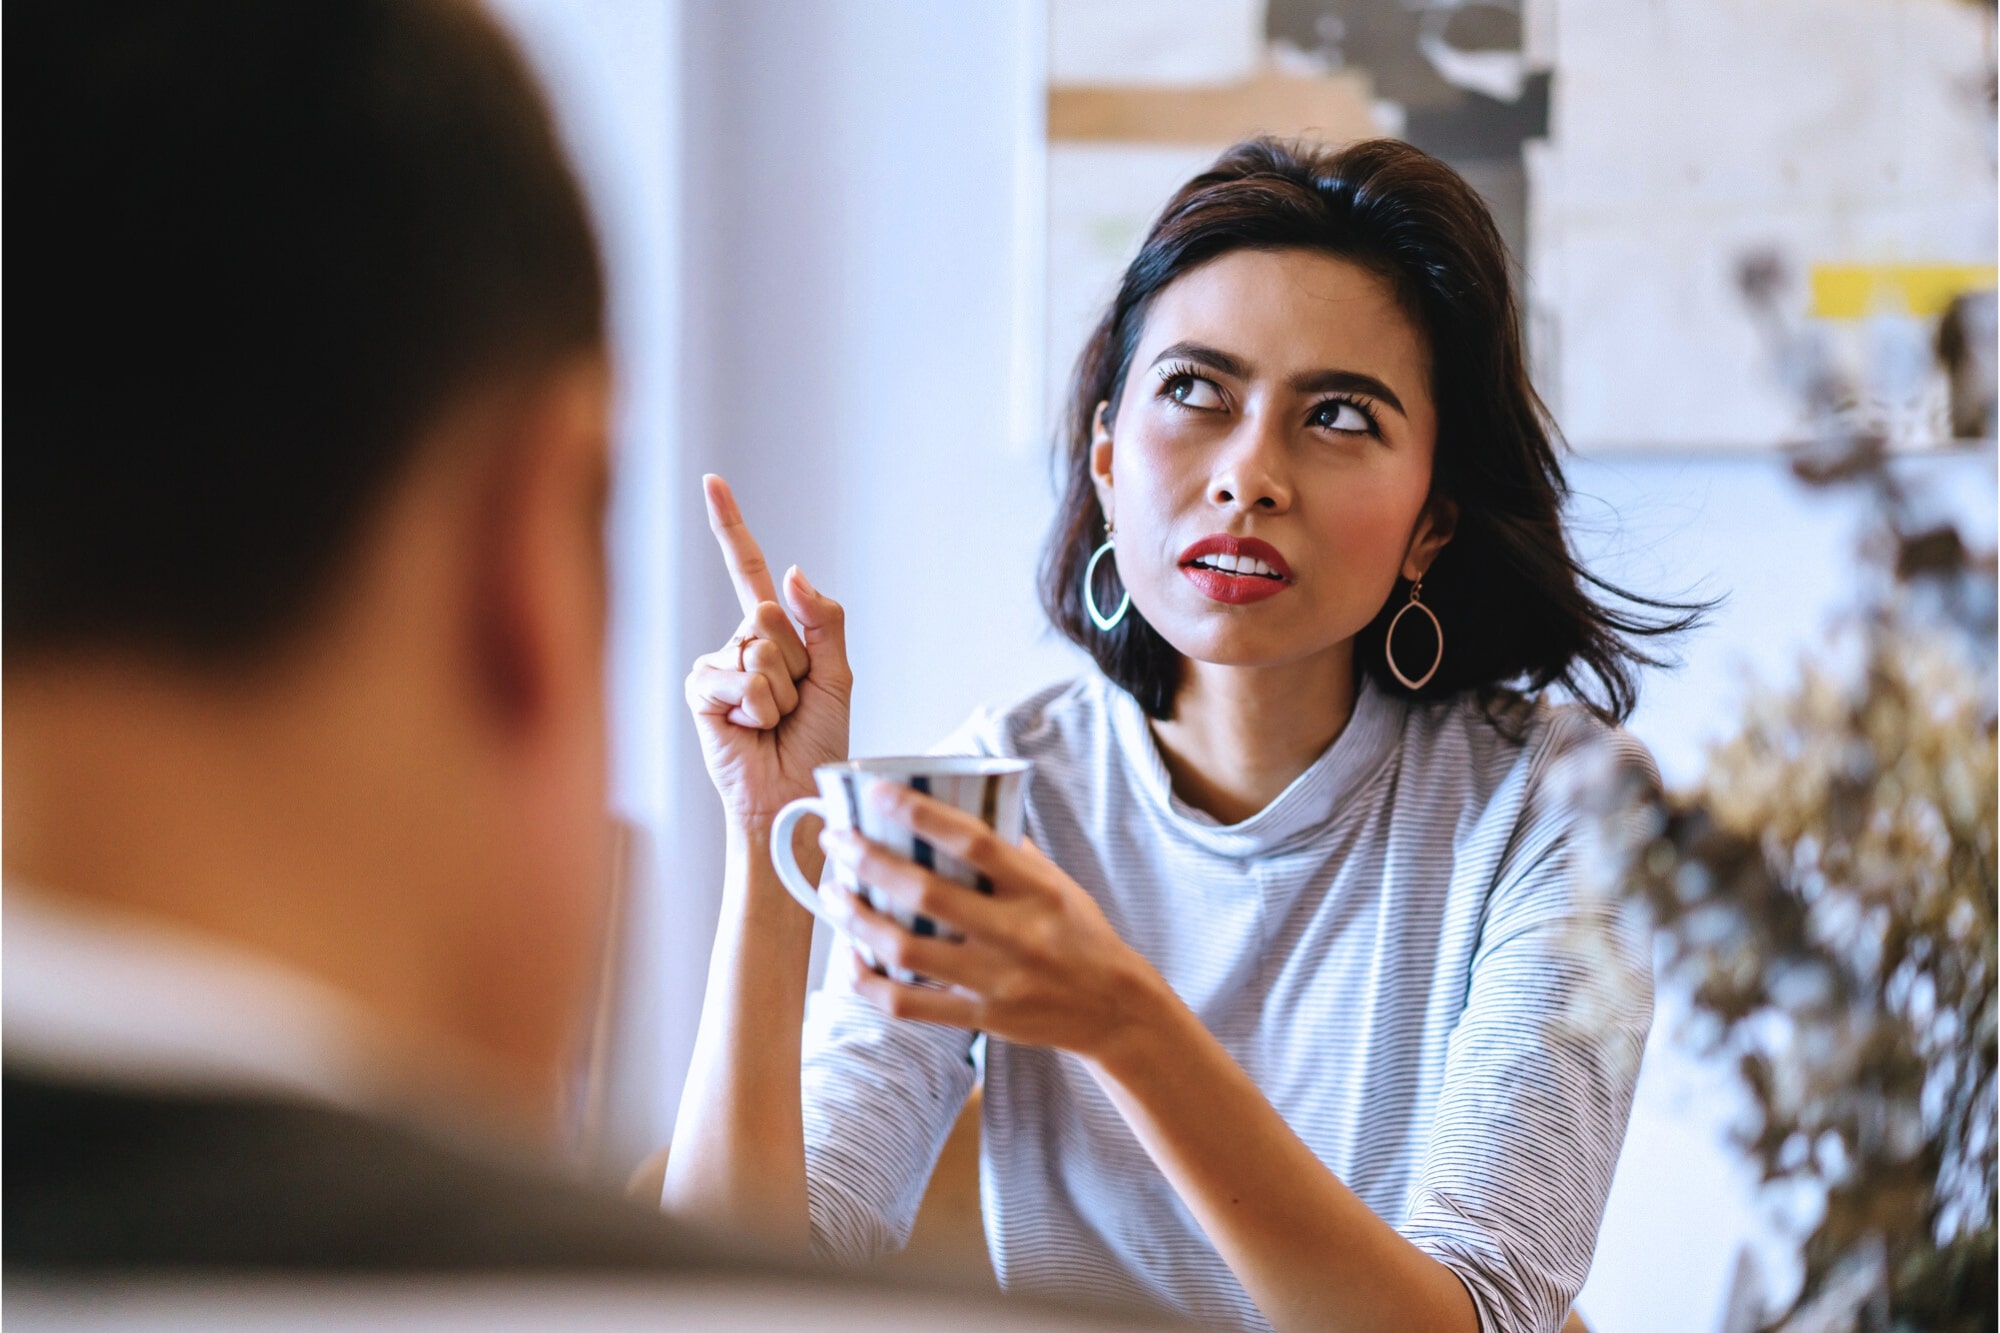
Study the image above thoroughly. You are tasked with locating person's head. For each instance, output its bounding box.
[6,0,611,1122]
[1042,137,1694,722]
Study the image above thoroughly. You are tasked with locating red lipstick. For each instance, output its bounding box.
[1177,535,1293,605]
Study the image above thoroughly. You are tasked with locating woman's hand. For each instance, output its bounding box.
[817,784,1171,1063]
[685,475,851,824]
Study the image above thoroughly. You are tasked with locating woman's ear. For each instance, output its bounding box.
[1089,399,1115,519]
[1402,495,1459,581]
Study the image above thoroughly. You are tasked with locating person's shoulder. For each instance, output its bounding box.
[7,1073,1168,1324]
[931,674,1112,763]
[2,1070,748,1275]
[1398,689,1659,804]
[1522,697,1660,799]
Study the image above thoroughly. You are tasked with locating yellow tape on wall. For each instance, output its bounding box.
[1809,264,1998,319]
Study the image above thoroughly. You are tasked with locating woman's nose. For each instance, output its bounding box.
[1209,420,1293,514]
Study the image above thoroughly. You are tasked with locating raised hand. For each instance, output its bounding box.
[685,475,851,823]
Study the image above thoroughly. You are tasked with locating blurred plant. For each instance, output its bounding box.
[1606,256,1997,1333]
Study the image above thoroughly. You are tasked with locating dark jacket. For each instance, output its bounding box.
[3,1069,742,1274]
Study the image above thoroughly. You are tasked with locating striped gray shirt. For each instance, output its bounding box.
[801,672,1653,1333]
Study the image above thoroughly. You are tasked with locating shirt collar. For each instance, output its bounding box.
[1104,670,1407,858]
[3,885,393,1113]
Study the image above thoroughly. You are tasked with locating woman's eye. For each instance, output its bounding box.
[1164,375,1224,410]
[1310,399,1375,434]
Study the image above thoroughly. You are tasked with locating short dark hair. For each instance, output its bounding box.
[1040,137,1703,723]
[6,0,604,664]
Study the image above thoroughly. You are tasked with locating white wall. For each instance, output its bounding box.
[505,0,1071,1172]
[677,0,1069,766]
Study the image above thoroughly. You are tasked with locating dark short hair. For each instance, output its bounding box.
[6,0,604,664]
[1040,137,1702,723]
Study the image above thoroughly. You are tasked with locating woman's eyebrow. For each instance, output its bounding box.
[1149,341,1408,419]
[1148,341,1252,380]
[1289,368,1407,418]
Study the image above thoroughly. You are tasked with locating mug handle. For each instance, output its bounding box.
[770,796,834,923]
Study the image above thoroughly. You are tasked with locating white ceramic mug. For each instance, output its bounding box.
[770,756,1032,983]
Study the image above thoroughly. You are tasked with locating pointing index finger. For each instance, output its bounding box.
[703,474,780,614]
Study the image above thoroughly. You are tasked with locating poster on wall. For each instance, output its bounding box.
[1044,0,1997,451]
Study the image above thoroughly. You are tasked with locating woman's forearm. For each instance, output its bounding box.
[1086,985,1477,1333]
[660,817,818,1250]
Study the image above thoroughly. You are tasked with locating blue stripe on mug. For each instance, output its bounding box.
[838,772,866,910]
[975,772,998,895]
[908,776,935,871]
[908,775,937,937]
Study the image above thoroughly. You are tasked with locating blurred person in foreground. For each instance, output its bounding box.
[1,6,1142,1327]
[1,0,702,1272]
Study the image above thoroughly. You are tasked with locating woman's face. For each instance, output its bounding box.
[1094,247,1452,673]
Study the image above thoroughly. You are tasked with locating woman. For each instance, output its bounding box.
[665,138,1698,1333]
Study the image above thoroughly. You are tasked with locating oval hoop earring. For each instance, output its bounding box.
[1385,576,1443,690]
[1083,525,1131,632]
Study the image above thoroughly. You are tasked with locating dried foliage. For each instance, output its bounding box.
[1610,259,1997,1332]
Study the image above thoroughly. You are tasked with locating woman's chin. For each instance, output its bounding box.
[1152,622,1350,673]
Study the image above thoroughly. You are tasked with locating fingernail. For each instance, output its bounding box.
[790,565,817,596]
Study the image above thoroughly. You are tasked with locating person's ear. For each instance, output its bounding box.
[1402,495,1458,582]
[467,353,613,739]
[1089,399,1115,522]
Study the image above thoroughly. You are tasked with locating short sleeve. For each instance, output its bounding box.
[1399,715,1656,1333]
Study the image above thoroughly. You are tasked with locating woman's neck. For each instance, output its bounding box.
[1149,647,1357,826]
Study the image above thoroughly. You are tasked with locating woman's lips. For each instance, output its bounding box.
[1181,565,1290,603]
[1176,534,1293,605]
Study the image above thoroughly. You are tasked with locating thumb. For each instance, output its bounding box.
[783,565,851,685]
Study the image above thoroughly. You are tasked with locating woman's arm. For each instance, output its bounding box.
[1087,990,1478,1333]
[660,814,818,1247]
[820,786,1481,1332]
[658,477,851,1249]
